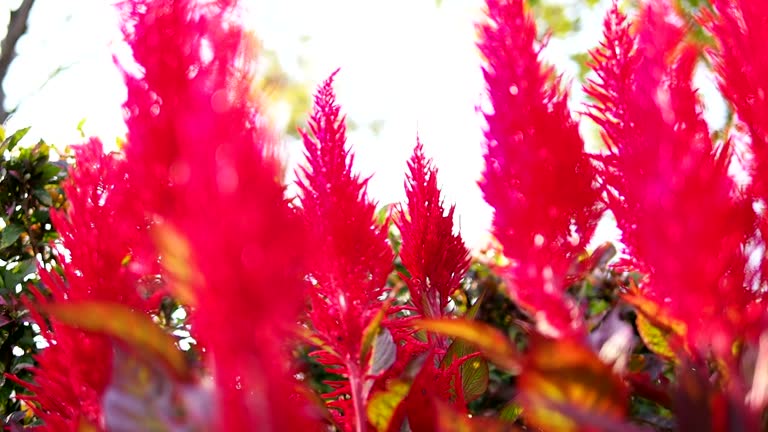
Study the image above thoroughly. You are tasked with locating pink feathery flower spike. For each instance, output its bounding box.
[297,70,394,432]
[9,139,158,431]
[704,0,768,201]
[118,0,321,429]
[586,1,758,354]
[396,138,470,320]
[478,0,602,337]
[704,0,768,295]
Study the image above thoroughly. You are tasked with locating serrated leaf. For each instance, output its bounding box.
[1,224,25,249]
[367,379,411,432]
[415,319,521,373]
[45,301,191,381]
[518,335,627,432]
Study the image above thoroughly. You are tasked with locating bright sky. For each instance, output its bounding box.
[1,0,728,251]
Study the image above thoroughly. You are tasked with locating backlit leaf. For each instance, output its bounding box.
[152,224,199,307]
[636,313,678,362]
[518,335,627,432]
[441,339,489,403]
[45,301,191,381]
[367,379,411,432]
[434,400,518,431]
[499,401,523,422]
[416,318,521,373]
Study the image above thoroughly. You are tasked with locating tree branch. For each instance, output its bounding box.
[0,0,35,123]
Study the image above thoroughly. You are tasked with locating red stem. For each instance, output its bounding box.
[346,361,367,432]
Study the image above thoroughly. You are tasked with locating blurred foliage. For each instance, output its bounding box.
[0,127,68,428]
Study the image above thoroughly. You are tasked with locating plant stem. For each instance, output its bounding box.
[346,361,367,432]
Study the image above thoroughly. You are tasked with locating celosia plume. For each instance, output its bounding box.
[703,0,768,202]
[118,0,319,429]
[586,1,758,353]
[297,71,393,431]
[478,0,601,337]
[396,139,470,319]
[10,138,156,431]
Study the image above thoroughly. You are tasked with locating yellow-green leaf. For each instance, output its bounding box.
[499,401,523,423]
[636,313,678,362]
[46,301,191,381]
[518,335,627,432]
[367,379,411,432]
[416,318,521,373]
[152,224,199,307]
[441,339,489,403]
[434,400,519,431]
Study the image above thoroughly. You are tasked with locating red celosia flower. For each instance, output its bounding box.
[9,138,157,431]
[118,0,320,430]
[478,0,601,337]
[396,139,470,319]
[586,1,758,353]
[704,0,768,299]
[703,0,768,202]
[296,71,394,431]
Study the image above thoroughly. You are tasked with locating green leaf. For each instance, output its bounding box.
[416,318,521,373]
[441,339,489,403]
[32,188,53,207]
[499,401,523,422]
[0,224,24,249]
[45,301,192,381]
[1,127,30,153]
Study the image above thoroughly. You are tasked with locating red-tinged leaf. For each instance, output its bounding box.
[152,223,199,307]
[367,379,411,432]
[45,301,190,381]
[636,313,678,362]
[434,400,519,432]
[441,339,489,403]
[622,283,687,338]
[416,319,521,373]
[518,335,627,432]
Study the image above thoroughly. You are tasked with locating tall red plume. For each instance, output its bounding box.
[586,1,758,354]
[296,71,394,431]
[117,0,320,429]
[9,139,158,431]
[478,0,601,337]
[396,139,470,319]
